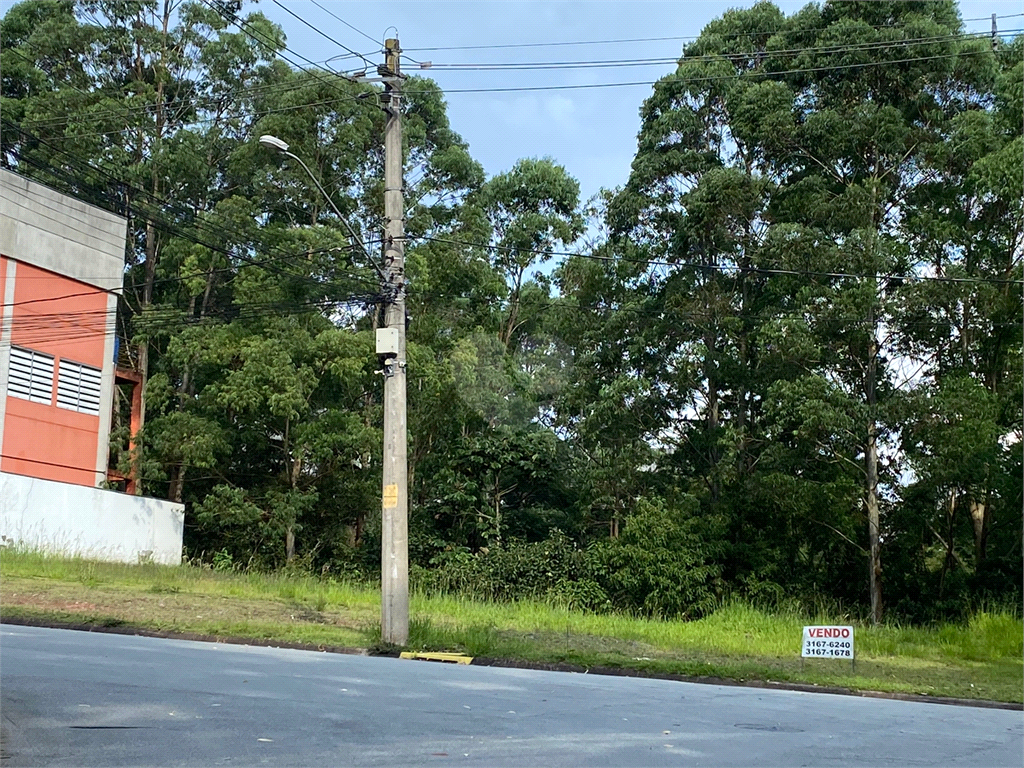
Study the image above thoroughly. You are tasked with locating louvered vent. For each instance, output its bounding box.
[7,346,55,404]
[57,359,102,416]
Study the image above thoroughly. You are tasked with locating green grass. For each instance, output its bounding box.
[2,548,1021,703]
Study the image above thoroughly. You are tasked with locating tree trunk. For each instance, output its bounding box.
[865,301,883,626]
[132,217,161,494]
[168,465,185,504]
[969,493,989,567]
[286,451,303,563]
[286,526,296,563]
[494,490,502,549]
[938,489,957,597]
[706,367,721,505]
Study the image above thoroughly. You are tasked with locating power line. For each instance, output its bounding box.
[3,45,373,135]
[306,0,383,49]
[3,123,385,301]
[0,294,378,351]
[198,0,365,100]
[271,0,375,68]
[10,92,374,143]
[402,47,1005,96]
[407,234,1024,287]
[0,242,383,317]
[0,453,107,476]
[7,29,1012,134]
[423,30,1008,70]
[402,13,1024,52]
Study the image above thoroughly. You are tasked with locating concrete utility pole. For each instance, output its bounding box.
[379,37,409,645]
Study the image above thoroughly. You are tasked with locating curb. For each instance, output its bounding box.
[3,616,1019,712]
[0,615,367,657]
[467,656,1023,711]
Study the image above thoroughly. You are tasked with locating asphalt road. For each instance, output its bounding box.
[1,625,1021,767]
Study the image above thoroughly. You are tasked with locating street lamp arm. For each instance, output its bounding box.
[281,149,387,283]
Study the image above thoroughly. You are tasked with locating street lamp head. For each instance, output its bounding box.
[259,134,290,153]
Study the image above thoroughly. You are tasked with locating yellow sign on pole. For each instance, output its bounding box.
[383,484,398,509]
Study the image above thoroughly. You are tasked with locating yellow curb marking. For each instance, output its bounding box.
[399,652,473,665]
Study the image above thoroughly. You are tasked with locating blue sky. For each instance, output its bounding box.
[263,0,1020,203]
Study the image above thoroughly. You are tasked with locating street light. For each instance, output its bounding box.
[258,134,290,153]
[258,134,384,281]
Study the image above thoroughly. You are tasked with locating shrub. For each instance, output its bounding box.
[588,497,722,619]
[420,530,598,604]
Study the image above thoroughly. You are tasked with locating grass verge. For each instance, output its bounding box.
[2,549,1020,703]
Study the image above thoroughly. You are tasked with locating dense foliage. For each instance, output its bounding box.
[2,0,1020,622]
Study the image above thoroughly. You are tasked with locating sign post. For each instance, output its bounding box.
[801,625,855,673]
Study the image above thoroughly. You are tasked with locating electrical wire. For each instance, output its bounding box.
[402,13,1024,52]
[401,12,1024,53]
[404,289,1024,337]
[7,25,1013,134]
[4,269,1015,353]
[198,0,368,104]
[2,47,375,135]
[407,234,1024,287]
[3,121,385,299]
[0,453,107,476]
[0,242,384,317]
[404,47,1015,95]
[0,294,379,350]
[271,0,376,68]
[9,93,376,144]
[423,29,1009,70]
[306,0,382,49]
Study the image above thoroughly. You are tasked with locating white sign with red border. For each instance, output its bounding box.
[801,625,854,658]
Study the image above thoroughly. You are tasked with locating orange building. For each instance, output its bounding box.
[0,169,126,488]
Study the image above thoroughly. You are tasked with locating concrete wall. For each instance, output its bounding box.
[0,472,184,565]
[0,169,126,292]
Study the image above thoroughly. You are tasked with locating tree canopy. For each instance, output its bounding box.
[1,0,1019,622]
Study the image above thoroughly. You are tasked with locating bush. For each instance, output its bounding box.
[419,530,599,604]
[588,497,722,619]
[547,577,611,612]
[417,498,722,619]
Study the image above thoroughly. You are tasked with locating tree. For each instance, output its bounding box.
[564,0,1015,621]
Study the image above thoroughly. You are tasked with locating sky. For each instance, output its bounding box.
[258,0,1023,204]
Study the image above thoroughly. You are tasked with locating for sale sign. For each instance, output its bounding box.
[801,625,854,658]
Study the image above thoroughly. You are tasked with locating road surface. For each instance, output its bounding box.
[1,625,1020,766]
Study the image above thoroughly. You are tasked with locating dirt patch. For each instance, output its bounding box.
[0,577,370,647]
[3,593,98,612]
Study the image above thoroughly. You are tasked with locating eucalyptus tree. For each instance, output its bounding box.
[896,34,1023,593]
[568,0,1010,620]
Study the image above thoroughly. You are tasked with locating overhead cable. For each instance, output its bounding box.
[403,47,1008,95]
[307,0,385,48]
[408,234,1024,287]
[3,122,384,299]
[403,13,1024,52]
[271,0,376,68]
[424,29,1011,70]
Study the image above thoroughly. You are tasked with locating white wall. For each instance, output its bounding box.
[0,472,184,565]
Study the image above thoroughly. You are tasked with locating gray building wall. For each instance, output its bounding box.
[0,169,126,292]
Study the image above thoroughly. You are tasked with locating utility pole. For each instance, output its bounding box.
[379,37,409,645]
